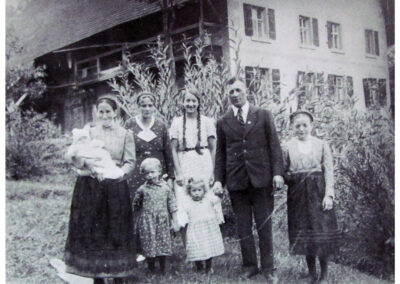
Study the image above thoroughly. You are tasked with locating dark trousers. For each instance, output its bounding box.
[229,185,274,272]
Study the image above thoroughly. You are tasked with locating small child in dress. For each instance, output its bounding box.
[184,178,224,273]
[282,110,342,284]
[133,158,178,274]
[66,126,124,179]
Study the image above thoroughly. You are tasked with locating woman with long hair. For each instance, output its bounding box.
[170,88,224,242]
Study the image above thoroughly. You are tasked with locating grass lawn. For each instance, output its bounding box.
[6,178,392,283]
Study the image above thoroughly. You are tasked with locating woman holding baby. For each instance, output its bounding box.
[64,95,136,284]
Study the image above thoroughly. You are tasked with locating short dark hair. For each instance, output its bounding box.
[96,95,118,111]
[226,76,244,86]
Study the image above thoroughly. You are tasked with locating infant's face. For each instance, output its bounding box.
[190,186,205,201]
[143,167,161,184]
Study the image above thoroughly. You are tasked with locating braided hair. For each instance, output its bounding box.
[182,89,203,155]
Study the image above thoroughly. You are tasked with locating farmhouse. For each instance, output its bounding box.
[10,0,391,131]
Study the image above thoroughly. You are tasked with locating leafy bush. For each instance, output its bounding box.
[6,108,66,180]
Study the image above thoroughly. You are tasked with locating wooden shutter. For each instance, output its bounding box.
[327,22,333,48]
[363,78,371,108]
[312,18,319,46]
[346,76,354,97]
[378,79,386,106]
[243,4,253,36]
[268,9,276,39]
[272,69,280,100]
[365,30,370,53]
[374,31,379,55]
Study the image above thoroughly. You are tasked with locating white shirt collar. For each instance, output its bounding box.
[231,102,250,122]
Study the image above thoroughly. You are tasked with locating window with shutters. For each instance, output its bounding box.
[365,29,379,56]
[243,3,276,42]
[327,74,354,100]
[296,71,324,101]
[299,15,319,47]
[327,22,342,50]
[363,78,387,108]
[245,66,280,102]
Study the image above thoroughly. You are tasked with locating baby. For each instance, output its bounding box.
[66,126,124,180]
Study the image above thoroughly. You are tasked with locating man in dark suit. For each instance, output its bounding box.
[214,77,284,281]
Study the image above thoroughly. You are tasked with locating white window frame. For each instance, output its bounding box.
[245,66,280,102]
[250,5,270,42]
[299,16,312,46]
[365,29,379,57]
[329,22,342,50]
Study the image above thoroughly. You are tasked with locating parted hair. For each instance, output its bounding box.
[182,88,203,155]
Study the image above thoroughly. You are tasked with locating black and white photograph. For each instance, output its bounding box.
[6,0,395,283]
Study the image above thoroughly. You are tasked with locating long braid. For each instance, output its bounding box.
[195,104,203,155]
[182,110,187,150]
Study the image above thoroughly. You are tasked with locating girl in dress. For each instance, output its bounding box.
[282,110,342,284]
[184,178,224,272]
[64,95,136,284]
[170,88,224,239]
[133,158,178,274]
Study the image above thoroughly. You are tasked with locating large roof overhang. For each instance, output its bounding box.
[7,0,189,66]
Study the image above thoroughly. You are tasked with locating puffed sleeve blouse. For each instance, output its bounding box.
[89,124,136,176]
[169,115,216,151]
[282,136,334,198]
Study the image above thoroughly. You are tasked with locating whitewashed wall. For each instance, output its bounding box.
[226,0,389,110]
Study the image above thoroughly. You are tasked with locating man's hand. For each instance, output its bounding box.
[272,175,284,191]
[213,181,223,196]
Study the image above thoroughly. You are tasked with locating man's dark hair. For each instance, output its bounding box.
[226,76,245,86]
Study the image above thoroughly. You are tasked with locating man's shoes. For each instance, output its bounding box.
[239,266,259,279]
[262,271,278,284]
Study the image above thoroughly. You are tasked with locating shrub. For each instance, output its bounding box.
[6,108,65,180]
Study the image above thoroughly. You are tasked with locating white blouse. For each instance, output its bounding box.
[282,136,335,198]
[169,115,216,151]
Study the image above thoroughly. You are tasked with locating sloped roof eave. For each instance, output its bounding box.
[8,0,190,67]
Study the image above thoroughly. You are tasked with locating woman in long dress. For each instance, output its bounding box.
[170,88,224,236]
[64,95,136,284]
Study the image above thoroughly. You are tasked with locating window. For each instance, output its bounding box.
[243,3,276,40]
[327,22,342,50]
[299,15,319,46]
[363,78,387,108]
[327,75,354,100]
[245,66,280,102]
[365,29,379,56]
[296,71,324,100]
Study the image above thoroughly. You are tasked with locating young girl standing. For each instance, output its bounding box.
[283,111,341,284]
[170,89,224,231]
[133,158,178,274]
[184,178,224,272]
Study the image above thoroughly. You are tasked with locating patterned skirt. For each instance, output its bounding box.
[64,176,136,278]
[287,172,342,256]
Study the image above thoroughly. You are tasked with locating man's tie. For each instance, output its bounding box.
[237,107,245,125]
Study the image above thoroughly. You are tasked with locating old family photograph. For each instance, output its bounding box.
[6,0,394,283]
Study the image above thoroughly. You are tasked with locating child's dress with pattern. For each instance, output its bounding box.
[133,181,177,258]
[282,136,342,256]
[183,195,225,261]
[169,115,224,227]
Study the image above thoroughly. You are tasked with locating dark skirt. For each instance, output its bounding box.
[287,172,342,256]
[64,176,136,278]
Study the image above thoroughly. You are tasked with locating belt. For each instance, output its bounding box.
[183,146,208,152]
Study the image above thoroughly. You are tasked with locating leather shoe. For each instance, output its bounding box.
[263,272,278,284]
[239,266,259,279]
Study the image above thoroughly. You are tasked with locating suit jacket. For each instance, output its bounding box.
[215,105,284,191]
